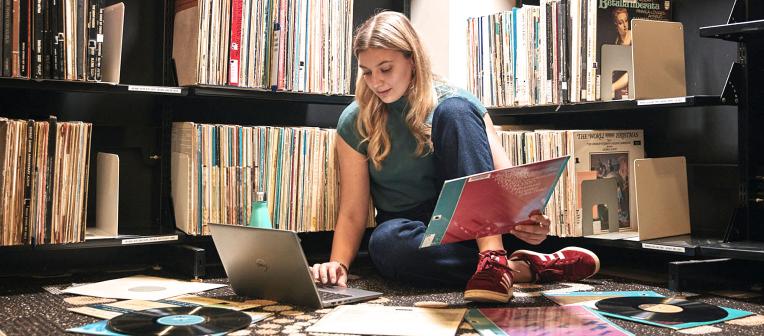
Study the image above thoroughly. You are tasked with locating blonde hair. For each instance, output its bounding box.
[353,11,436,170]
[611,7,628,23]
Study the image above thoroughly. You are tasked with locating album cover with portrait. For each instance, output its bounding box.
[597,0,673,100]
[570,130,644,235]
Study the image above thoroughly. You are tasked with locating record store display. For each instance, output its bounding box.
[106,306,251,335]
[595,297,729,324]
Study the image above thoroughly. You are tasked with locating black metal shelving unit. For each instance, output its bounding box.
[482,1,764,267]
[0,0,399,278]
[3,0,764,285]
[695,0,764,259]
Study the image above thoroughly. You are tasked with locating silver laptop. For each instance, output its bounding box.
[209,223,382,308]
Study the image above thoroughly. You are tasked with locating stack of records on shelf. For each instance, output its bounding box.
[0,117,93,246]
[173,0,354,94]
[466,0,672,107]
[171,122,373,235]
[0,0,107,81]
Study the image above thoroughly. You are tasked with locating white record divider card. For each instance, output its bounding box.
[102,2,125,84]
[87,152,120,239]
[87,153,180,244]
[62,275,226,301]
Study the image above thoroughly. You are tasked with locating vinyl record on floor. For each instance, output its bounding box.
[595,296,728,323]
[106,306,251,336]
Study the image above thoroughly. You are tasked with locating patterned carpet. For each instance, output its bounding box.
[2,263,764,336]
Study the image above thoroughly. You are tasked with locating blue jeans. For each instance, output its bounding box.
[368,97,495,287]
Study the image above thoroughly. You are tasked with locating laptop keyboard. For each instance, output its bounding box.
[318,290,353,301]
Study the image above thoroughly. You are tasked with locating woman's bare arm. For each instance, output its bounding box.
[311,136,371,286]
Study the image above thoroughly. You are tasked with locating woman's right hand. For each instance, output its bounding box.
[310,261,348,287]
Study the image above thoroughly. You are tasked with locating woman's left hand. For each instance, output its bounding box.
[510,213,551,245]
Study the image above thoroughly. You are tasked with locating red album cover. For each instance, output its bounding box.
[228,0,243,86]
[420,156,569,248]
[467,306,633,336]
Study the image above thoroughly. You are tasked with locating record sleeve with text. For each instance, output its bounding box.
[597,0,672,100]
[420,156,569,248]
[570,130,644,235]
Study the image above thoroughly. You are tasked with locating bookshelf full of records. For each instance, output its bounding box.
[0,0,755,269]
[466,0,672,107]
[0,0,107,81]
[0,117,93,246]
[173,0,355,94]
[171,122,375,236]
[0,0,403,253]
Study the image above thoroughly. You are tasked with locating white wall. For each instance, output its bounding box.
[411,0,516,89]
[410,0,451,80]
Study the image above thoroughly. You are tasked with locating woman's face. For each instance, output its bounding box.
[357,48,414,104]
[615,12,629,37]
[618,160,628,179]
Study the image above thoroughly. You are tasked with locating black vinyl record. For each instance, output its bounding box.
[106,306,251,336]
[595,297,728,324]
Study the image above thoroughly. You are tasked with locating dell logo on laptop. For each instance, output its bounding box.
[256,259,269,272]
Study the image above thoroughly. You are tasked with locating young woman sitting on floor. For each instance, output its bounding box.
[310,11,599,303]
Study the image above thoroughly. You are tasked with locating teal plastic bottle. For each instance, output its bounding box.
[249,191,273,229]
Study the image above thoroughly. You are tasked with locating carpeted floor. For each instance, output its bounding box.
[1,263,764,336]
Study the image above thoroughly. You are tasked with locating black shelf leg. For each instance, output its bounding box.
[158,244,207,280]
[724,205,745,243]
[727,0,746,24]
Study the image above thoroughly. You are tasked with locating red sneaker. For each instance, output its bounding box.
[509,247,600,283]
[464,250,514,303]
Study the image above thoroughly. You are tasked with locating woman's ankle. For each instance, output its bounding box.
[508,259,533,283]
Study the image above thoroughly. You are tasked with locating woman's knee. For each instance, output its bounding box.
[369,219,424,256]
[432,97,483,130]
[368,219,425,275]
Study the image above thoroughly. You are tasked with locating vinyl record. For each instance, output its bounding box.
[595,297,728,324]
[106,306,251,336]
